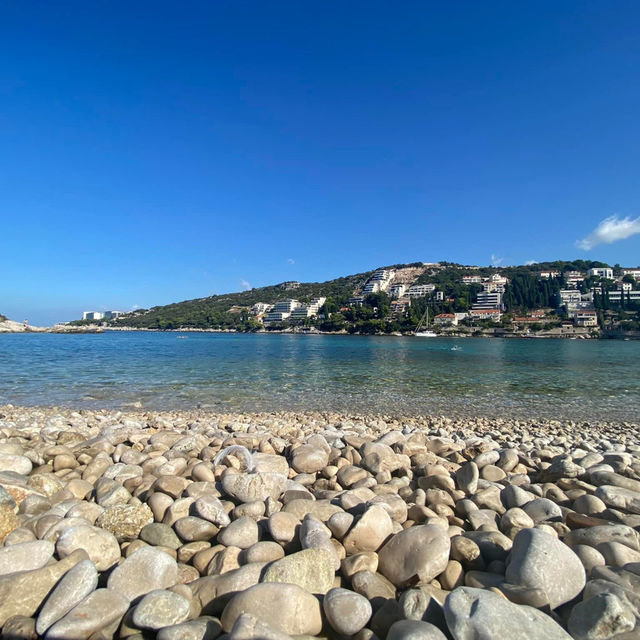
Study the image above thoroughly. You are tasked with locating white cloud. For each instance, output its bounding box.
[287,258,295,265]
[490,254,503,267]
[577,215,640,250]
[130,304,140,311]
[240,279,251,291]
[525,260,538,266]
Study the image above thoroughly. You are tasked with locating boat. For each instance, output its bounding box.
[414,307,437,338]
[451,345,461,351]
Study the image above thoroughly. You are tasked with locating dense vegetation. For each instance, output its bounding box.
[105,271,375,330]
[68,259,639,333]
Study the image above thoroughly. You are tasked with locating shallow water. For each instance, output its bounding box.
[0,332,638,421]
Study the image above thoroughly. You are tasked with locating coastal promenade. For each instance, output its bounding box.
[0,406,639,639]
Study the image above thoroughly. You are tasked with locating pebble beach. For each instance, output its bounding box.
[1,405,639,640]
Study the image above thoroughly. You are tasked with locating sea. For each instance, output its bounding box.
[0,332,639,422]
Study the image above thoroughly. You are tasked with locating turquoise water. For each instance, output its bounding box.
[0,332,638,421]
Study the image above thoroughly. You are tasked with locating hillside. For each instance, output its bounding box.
[108,269,377,330]
[71,258,640,333]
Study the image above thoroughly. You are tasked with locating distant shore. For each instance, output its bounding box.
[2,317,639,340]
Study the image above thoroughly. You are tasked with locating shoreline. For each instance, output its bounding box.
[2,404,638,433]
[5,324,639,339]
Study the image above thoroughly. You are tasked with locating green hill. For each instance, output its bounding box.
[108,269,376,330]
[70,258,637,332]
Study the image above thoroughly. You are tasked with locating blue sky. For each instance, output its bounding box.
[2,1,640,325]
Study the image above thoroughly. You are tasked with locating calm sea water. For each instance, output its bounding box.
[0,332,638,421]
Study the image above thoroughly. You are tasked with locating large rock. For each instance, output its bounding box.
[595,485,640,515]
[444,587,573,640]
[217,516,259,549]
[0,454,32,475]
[564,524,640,552]
[291,437,330,474]
[567,593,636,640]
[505,528,585,609]
[36,559,98,635]
[221,583,322,635]
[343,505,393,555]
[456,462,479,495]
[107,546,178,602]
[194,496,231,528]
[95,503,153,542]
[44,588,129,639]
[0,549,88,627]
[378,525,450,587]
[0,540,54,576]
[323,587,372,636]
[55,524,121,571]
[262,548,335,594]
[221,472,287,503]
[132,589,191,630]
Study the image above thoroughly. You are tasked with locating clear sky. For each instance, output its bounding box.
[2,1,640,325]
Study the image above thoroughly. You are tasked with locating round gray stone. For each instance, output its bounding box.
[36,558,98,635]
[505,528,586,609]
[0,540,54,577]
[107,546,178,602]
[378,525,450,587]
[55,524,120,571]
[323,587,372,636]
[44,588,129,640]
[444,587,573,640]
[132,589,191,630]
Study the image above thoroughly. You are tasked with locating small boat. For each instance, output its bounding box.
[451,345,461,351]
[414,307,437,338]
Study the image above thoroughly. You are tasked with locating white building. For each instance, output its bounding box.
[82,311,105,321]
[290,297,326,320]
[564,271,585,289]
[473,291,503,310]
[588,267,614,280]
[434,312,468,326]
[592,288,640,305]
[462,275,482,285]
[539,271,560,279]
[263,299,300,323]
[407,284,436,298]
[251,303,272,316]
[362,269,395,294]
[470,309,502,322]
[103,311,123,320]
[389,284,406,298]
[435,290,444,301]
[621,268,640,280]
[557,290,583,307]
[570,309,598,327]
[483,281,506,294]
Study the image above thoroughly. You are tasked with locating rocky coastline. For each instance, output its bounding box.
[1,405,639,640]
